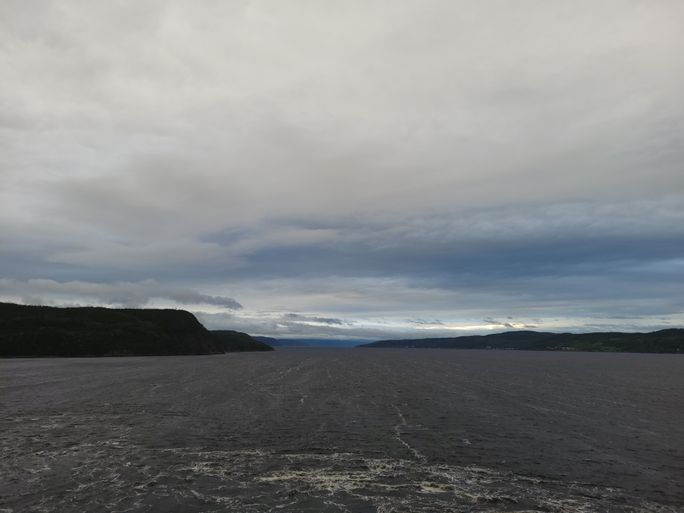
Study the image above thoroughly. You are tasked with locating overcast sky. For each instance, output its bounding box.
[2,1,683,339]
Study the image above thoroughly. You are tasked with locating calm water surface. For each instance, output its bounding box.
[1,349,682,512]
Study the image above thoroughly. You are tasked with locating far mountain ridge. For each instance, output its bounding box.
[359,329,684,353]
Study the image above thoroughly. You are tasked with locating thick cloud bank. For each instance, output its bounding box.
[1,1,683,337]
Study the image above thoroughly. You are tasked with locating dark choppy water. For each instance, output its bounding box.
[1,349,682,512]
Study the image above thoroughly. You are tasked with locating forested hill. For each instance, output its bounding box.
[359,329,684,353]
[210,330,273,352]
[0,302,272,357]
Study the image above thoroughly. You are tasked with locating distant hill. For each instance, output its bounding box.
[359,329,684,353]
[0,302,273,357]
[253,336,281,346]
[211,330,273,352]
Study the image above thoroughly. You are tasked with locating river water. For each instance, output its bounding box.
[1,348,682,512]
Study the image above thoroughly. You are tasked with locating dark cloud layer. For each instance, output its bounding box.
[1,1,683,337]
[0,279,241,310]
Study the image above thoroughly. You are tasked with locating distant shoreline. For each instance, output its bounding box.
[359,329,684,354]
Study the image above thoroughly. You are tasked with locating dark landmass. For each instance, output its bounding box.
[0,302,272,357]
[255,337,364,348]
[211,330,273,352]
[360,329,684,353]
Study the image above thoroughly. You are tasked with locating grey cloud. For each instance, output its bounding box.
[483,317,538,330]
[197,312,393,341]
[3,198,683,284]
[161,291,242,310]
[282,313,348,326]
[2,1,683,336]
[0,279,242,310]
[223,200,684,291]
[410,319,445,326]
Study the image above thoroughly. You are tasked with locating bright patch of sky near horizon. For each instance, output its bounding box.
[1,1,683,338]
